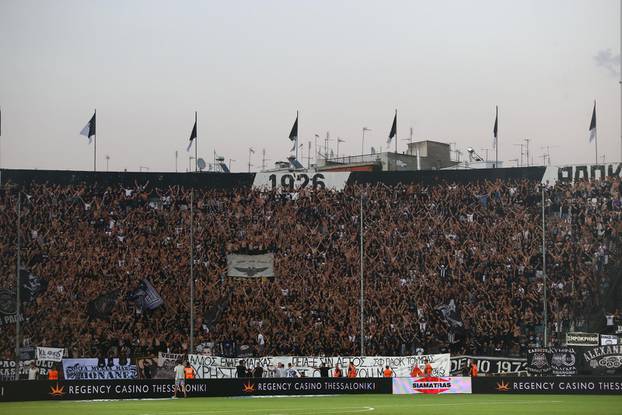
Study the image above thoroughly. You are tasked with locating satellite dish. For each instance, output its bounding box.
[197,158,206,171]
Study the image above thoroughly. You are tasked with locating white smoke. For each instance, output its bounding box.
[594,49,621,77]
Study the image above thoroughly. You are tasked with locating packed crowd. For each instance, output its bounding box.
[0,173,620,361]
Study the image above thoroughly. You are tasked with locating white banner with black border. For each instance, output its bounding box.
[188,354,450,379]
[35,347,64,362]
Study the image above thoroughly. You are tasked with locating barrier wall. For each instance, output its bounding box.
[0,166,547,190]
[0,378,391,402]
[472,376,622,394]
[3,376,622,401]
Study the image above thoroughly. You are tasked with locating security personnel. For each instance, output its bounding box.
[382,366,394,377]
[333,364,343,378]
[470,361,478,377]
[423,359,433,377]
[48,365,59,381]
[347,362,357,378]
[410,364,424,378]
[184,361,195,380]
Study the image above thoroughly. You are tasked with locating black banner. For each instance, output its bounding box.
[450,356,526,375]
[0,360,54,381]
[527,346,622,376]
[580,345,622,376]
[565,332,599,346]
[526,347,577,376]
[0,166,546,192]
[472,376,622,394]
[0,378,391,402]
[87,290,118,320]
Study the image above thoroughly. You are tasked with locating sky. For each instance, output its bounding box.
[0,0,620,172]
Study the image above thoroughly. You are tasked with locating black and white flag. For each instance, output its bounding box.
[288,113,298,142]
[80,112,96,144]
[128,279,164,311]
[589,102,597,143]
[19,268,48,303]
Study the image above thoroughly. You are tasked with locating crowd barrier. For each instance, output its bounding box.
[0,378,391,402]
[2,376,621,401]
[472,376,622,394]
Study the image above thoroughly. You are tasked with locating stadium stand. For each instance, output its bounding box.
[0,170,620,364]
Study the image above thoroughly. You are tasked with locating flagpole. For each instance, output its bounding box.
[0,106,3,170]
[194,111,198,172]
[495,105,499,169]
[189,189,195,353]
[15,191,21,380]
[394,109,398,154]
[594,101,598,165]
[295,110,299,161]
[93,109,97,172]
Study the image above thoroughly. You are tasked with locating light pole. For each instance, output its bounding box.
[248,148,255,173]
[359,191,365,356]
[362,127,371,155]
[337,138,345,158]
[541,185,548,347]
[189,189,195,353]
[314,134,319,165]
[513,143,524,167]
[524,138,531,166]
[15,192,21,380]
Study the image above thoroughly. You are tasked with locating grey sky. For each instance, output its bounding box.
[0,0,619,172]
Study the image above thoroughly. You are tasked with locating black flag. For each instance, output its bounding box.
[187,116,197,152]
[387,112,397,144]
[87,290,119,320]
[493,106,498,145]
[19,269,48,303]
[288,113,298,141]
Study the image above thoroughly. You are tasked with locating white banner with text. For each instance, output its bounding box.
[188,354,450,379]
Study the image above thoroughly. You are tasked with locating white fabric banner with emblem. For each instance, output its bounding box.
[227,253,275,278]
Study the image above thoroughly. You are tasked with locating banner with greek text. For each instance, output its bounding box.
[187,354,450,379]
[136,352,184,379]
[62,358,137,380]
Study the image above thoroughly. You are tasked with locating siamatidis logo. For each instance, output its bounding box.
[411,377,452,394]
